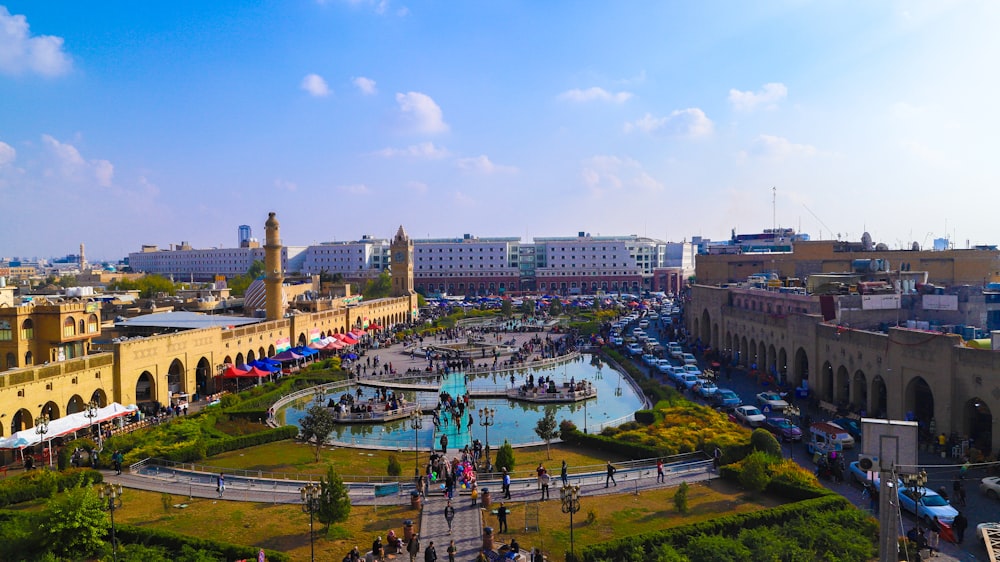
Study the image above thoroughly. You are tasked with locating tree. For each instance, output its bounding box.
[387,454,402,477]
[738,451,771,494]
[673,481,689,514]
[750,428,782,458]
[500,299,513,318]
[300,404,338,462]
[363,271,392,299]
[520,298,535,316]
[533,409,559,459]
[317,465,351,528]
[548,298,563,317]
[41,486,109,560]
[494,439,515,472]
[227,260,265,297]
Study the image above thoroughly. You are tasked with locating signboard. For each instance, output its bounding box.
[923,294,958,311]
[861,294,901,310]
[374,483,400,497]
[85,302,100,313]
[275,337,291,353]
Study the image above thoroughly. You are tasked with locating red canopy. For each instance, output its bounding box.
[369,323,383,331]
[334,333,356,343]
[222,365,270,378]
[350,328,365,337]
[324,340,346,350]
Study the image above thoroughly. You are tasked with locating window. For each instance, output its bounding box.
[21,319,33,340]
[0,320,10,341]
[63,317,76,337]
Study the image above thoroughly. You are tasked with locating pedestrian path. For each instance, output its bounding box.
[418,495,483,561]
[434,370,472,452]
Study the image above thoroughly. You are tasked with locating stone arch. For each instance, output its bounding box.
[66,394,85,415]
[223,355,233,365]
[24,350,33,366]
[963,398,992,451]
[793,347,809,389]
[724,332,733,357]
[904,376,934,440]
[767,344,777,377]
[136,370,155,403]
[740,336,748,366]
[267,345,275,356]
[195,357,212,397]
[247,350,256,363]
[258,346,266,359]
[11,408,33,434]
[851,370,867,412]
[821,361,834,402]
[835,365,849,404]
[700,309,711,345]
[235,352,245,366]
[748,339,757,368]
[40,400,60,420]
[63,316,76,336]
[297,332,307,346]
[777,347,788,385]
[78,319,85,334]
[88,313,99,333]
[870,375,887,418]
[167,358,186,395]
[5,352,15,369]
[90,389,108,407]
[758,342,767,371]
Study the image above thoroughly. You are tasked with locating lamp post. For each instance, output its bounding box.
[314,387,325,405]
[99,483,124,562]
[583,399,588,434]
[85,400,100,450]
[903,469,928,508]
[409,410,423,478]
[478,407,495,470]
[300,483,321,562]
[560,483,582,557]
[34,414,50,468]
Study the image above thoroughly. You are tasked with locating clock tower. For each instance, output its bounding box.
[390,225,415,299]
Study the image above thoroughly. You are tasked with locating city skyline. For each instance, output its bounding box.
[2,2,999,260]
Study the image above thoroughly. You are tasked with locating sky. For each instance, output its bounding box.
[1,1,999,261]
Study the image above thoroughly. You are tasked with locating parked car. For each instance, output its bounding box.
[680,373,702,391]
[828,418,861,440]
[681,353,697,365]
[668,366,687,384]
[898,486,957,525]
[641,353,657,365]
[655,359,673,374]
[682,364,702,377]
[755,391,789,412]
[697,380,719,398]
[733,405,766,427]
[669,346,684,359]
[712,388,742,408]
[762,417,802,442]
[980,476,1000,501]
[626,343,643,356]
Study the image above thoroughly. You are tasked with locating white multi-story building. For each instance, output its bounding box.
[128,243,305,281]
[299,235,389,281]
[412,235,521,296]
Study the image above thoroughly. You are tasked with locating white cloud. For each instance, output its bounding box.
[624,108,713,137]
[301,73,330,97]
[456,155,517,174]
[395,92,449,134]
[728,82,787,112]
[744,134,817,160]
[405,181,428,194]
[274,178,298,192]
[375,142,450,159]
[0,141,15,167]
[580,155,664,197]
[0,7,72,77]
[339,183,370,195]
[353,76,377,95]
[558,87,633,103]
[41,134,114,187]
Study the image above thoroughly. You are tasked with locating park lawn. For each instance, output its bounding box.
[489,479,789,558]
[203,440,628,481]
[114,488,419,562]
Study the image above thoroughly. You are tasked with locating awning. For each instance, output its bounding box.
[223,365,271,378]
[272,350,304,362]
[0,403,137,449]
[292,346,318,357]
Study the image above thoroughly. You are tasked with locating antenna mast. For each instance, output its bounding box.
[772,186,777,239]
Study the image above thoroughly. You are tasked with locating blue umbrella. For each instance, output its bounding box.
[343,353,358,360]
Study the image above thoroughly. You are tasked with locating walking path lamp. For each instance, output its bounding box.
[85,400,99,449]
[560,484,582,557]
[300,483,321,562]
[313,387,325,405]
[409,410,423,477]
[903,470,928,502]
[34,414,50,468]
[478,407,495,468]
[99,483,124,562]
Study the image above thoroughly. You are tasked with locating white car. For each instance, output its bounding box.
[655,359,674,374]
[733,405,766,427]
[626,343,643,356]
[669,347,684,359]
[641,353,657,365]
[981,476,1000,501]
[898,486,958,524]
[682,364,702,377]
[682,353,697,365]
[756,391,789,412]
[697,380,719,397]
[680,373,702,391]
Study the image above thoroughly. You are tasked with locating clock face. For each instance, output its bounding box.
[394,252,404,261]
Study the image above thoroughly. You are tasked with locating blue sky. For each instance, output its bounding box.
[1,1,998,260]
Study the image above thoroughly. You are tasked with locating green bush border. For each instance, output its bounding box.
[0,468,104,508]
[115,523,291,562]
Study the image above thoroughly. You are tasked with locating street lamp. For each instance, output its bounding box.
[409,410,423,478]
[903,469,928,505]
[313,387,325,405]
[99,483,124,562]
[34,414,50,468]
[85,400,100,450]
[560,484,582,557]
[478,407,495,470]
[300,483,321,562]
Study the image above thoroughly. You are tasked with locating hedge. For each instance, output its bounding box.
[115,524,290,562]
[581,493,852,561]
[0,468,104,507]
[718,462,830,502]
[157,425,300,463]
[559,427,661,460]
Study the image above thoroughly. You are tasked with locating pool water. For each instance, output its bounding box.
[279,354,645,449]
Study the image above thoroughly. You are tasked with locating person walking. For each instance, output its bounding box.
[423,541,437,562]
[217,472,226,497]
[406,533,420,562]
[446,540,457,562]
[444,500,455,534]
[497,502,509,533]
[440,434,448,454]
[539,468,551,500]
[112,450,124,475]
[605,461,617,488]
[502,467,512,499]
[656,458,665,483]
[560,460,568,486]
[928,516,941,552]
[952,511,968,543]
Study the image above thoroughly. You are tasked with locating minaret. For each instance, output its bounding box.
[79,243,86,270]
[390,225,415,297]
[264,212,284,321]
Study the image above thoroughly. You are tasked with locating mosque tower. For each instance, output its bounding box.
[79,243,86,270]
[264,212,284,321]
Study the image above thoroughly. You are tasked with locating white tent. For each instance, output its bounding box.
[0,402,137,449]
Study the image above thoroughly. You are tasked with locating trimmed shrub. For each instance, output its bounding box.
[114,524,290,562]
[749,428,782,458]
[0,468,103,508]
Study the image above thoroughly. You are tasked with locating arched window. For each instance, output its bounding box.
[24,351,33,366]
[5,352,15,369]
[88,314,99,333]
[20,319,33,340]
[63,317,76,337]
